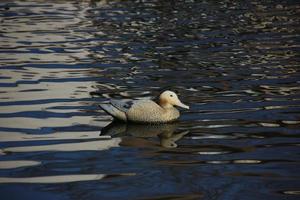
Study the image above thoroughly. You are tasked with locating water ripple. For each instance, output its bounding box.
[0,1,299,200]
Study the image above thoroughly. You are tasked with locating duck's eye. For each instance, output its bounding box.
[170,94,173,97]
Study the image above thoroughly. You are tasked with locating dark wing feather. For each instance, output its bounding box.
[110,99,135,113]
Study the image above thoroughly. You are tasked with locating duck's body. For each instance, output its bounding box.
[99,91,189,123]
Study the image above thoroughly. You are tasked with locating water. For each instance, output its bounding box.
[0,1,299,199]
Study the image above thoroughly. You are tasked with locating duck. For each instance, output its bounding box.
[99,90,189,123]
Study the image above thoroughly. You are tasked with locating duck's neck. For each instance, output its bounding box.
[158,99,173,109]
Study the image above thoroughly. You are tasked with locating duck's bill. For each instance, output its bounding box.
[177,102,190,109]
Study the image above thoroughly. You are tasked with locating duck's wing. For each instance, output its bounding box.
[110,99,136,113]
[99,99,137,121]
[99,100,132,122]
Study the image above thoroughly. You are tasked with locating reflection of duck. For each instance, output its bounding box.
[101,121,189,148]
[99,90,189,123]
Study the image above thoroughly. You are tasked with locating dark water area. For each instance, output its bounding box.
[0,0,300,199]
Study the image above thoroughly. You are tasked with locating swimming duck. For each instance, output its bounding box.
[99,90,189,123]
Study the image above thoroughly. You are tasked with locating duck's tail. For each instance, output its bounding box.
[99,104,127,122]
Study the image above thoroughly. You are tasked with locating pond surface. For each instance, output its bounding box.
[0,1,300,199]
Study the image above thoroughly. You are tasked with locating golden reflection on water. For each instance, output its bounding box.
[0,160,41,169]
[0,174,105,184]
[0,116,108,129]
[2,138,121,153]
[0,173,135,184]
[282,191,300,195]
[0,81,95,102]
[0,131,110,142]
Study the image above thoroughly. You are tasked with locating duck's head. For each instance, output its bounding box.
[159,90,189,109]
